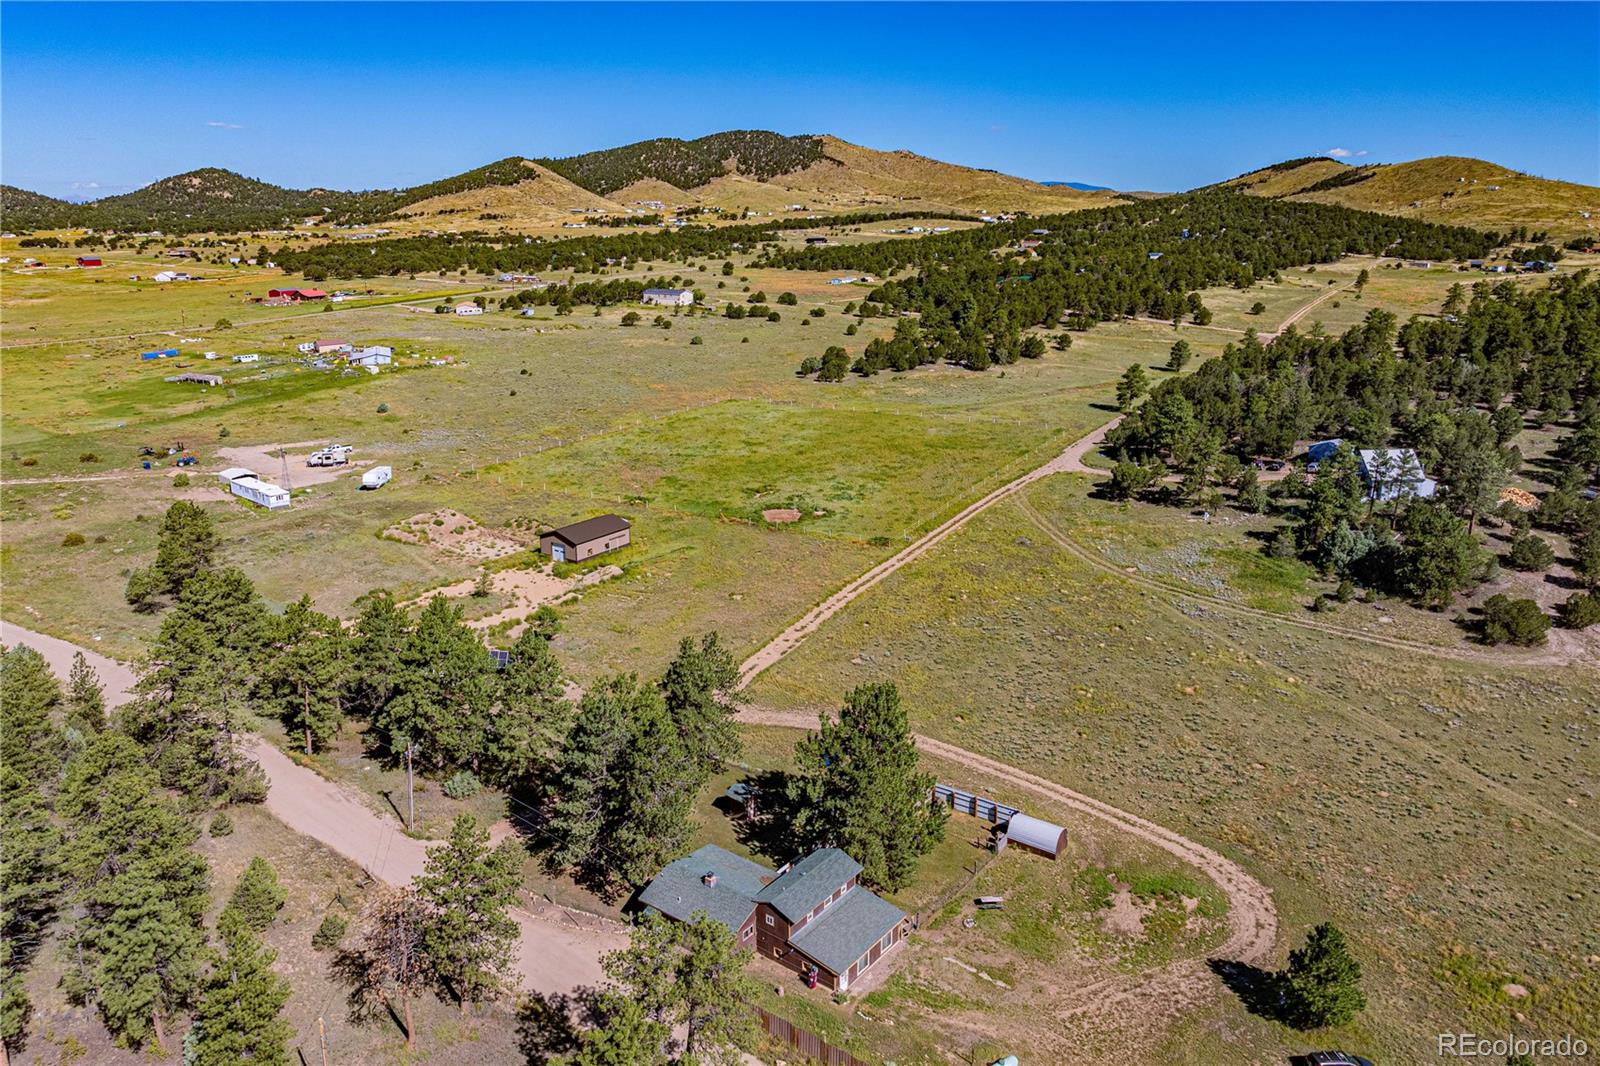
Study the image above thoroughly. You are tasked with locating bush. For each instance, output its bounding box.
[312,913,348,952]
[228,857,287,931]
[1312,594,1334,612]
[172,472,190,487]
[218,426,231,439]
[1506,532,1555,571]
[1481,594,1550,646]
[845,323,858,335]
[766,311,781,322]
[1559,591,1600,629]
[213,317,232,330]
[443,769,482,799]
[621,311,641,326]
[20,457,37,467]
[78,452,100,464]
[1250,301,1267,315]
[209,811,234,837]
[61,532,86,547]
[1335,579,1355,603]
[690,335,704,345]
[777,292,798,305]
[810,307,825,317]
[376,403,390,413]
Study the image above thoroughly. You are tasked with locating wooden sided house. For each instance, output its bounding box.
[539,514,630,563]
[639,846,909,992]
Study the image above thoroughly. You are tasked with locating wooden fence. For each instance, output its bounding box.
[755,1006,872,1066]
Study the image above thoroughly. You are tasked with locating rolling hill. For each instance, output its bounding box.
[1222,155,1599,239]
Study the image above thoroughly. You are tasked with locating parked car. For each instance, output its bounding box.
[1306,1052,1374,1066]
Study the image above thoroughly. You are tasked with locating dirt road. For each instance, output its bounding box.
[241,737,623,996]
[736,423,1126,688]
[0,620,138,706]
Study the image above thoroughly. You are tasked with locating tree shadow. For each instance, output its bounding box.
[1208,958,1286,1023]
[1088,401,1122,413]
[517,988,596,1064]
[729,769,804,866]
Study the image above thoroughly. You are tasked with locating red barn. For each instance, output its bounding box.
[266,287,329,302]
[76,256,103,267]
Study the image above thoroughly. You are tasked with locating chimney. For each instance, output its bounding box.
[702,872,717,888]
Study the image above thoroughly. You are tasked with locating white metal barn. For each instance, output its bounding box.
[216,467,291,510]
[1000,813,1067,859]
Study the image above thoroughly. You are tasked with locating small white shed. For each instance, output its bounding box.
[1001,813,1067,859]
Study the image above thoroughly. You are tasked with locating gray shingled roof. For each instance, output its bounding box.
[756,848,862,922]
[787,887,905,976]
[636,845,769,936]
[545,513,630,546]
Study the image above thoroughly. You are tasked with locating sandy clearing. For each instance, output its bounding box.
[216,440,366,487]
[402,563,620,637]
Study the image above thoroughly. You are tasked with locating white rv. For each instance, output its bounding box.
[361,466,392,490]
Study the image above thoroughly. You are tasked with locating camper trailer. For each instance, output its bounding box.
[361,466,392,490]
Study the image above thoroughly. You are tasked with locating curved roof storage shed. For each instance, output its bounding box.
[1002,813,1067,859]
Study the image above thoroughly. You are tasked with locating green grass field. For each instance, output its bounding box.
[747,474,1600,1065]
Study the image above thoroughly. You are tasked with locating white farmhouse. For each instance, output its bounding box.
[454,304,485,316]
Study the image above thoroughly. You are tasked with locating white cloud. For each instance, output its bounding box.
[207,120,243,130]
[71,181,101,190]
[1355,150,1369,157]
[1326,148,1353,158]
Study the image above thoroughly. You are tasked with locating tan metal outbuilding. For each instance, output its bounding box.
[540,514,631,562]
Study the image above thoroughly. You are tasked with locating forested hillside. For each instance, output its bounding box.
[538,131,828,195]
[0,184,77,230]
[772,191,1495,377]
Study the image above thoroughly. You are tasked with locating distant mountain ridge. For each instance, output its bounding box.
[3,135,1591,237]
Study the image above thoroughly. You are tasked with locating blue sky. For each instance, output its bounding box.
[2,2,1595,199]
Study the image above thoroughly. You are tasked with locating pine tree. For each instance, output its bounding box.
[415,815,522,1011]
[60,735,209,1048]
[258,597,347,754]
[347,590,410,719]
[543,675,645,873]
[607,701,697,888]
[0,770,64,1060]
[191,907,292,1066]
[570,992,671,1066]
[1278,923,1366,1029]
[678,915,757,1065]
[787,682,947,892]
[600,912,681,1026]
[65,651,106,737]
[0,644,63,784]
[658,632,743,776]
[152,500,221,595]
[484,626,569,788]
[1116,363,1149,411]
[1167,339,1193,371]
[384,595,494,772]
[227,857,287,932]
[125,568,268,798]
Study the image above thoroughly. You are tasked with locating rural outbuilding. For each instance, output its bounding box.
[1001,813,1067,859]
[540,514,630,563]
[642,288,694,307]
[217,467,291,510]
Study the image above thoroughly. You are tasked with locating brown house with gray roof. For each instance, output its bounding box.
[638,845,909,992]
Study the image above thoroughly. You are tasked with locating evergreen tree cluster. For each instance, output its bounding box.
[779,190,1495,379]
